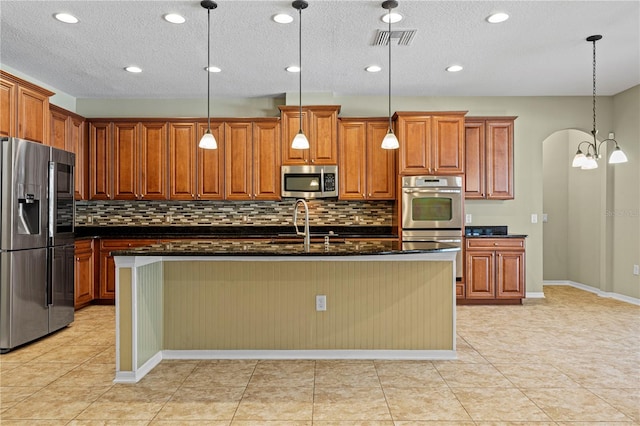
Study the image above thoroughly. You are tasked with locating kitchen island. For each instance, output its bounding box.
[112,240,458,383]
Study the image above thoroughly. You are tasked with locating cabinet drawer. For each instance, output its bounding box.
[466,238,524,250]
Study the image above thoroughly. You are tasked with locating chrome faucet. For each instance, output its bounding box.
[293,199,310,249]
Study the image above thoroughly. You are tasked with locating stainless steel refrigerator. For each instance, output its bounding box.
[0,137,75,353]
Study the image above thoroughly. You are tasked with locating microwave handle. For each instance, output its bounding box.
[320,168,325,193]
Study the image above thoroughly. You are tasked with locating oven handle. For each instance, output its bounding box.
[403,188,461,194]
[404,239,461,243]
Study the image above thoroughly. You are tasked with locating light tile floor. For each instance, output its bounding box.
[1,285,638,425]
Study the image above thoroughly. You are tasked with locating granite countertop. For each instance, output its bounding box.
[464,234,528,238]
[75,225,397,240]
[111,239,459,257]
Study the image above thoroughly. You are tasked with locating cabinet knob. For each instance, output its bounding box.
[311,159,315,163]
[494,243,498,246]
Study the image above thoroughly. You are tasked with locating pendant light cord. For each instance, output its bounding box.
[207,6,211,131]
[591,38,597,141]
[298,5,303,133]
[388,8,392,131]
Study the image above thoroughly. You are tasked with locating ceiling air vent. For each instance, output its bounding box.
[373,29,417,46]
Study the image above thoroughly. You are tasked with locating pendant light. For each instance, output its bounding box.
[381,0,400,150]
[199,0,218,149]
[571,35,627,169]
[291,0,310,150]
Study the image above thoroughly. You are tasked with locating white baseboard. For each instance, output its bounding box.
[113,351,163,384]
[162,349,457,361]
[543,280,640,306]
[525,292,545,299]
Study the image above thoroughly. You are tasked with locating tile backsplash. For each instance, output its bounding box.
[75,200,394,227]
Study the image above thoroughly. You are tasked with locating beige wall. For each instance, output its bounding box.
[541,86,639,299]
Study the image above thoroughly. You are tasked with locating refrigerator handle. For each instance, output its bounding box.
[46,248,52,307]
[48,162,56,245]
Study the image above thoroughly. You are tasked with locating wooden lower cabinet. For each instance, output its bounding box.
[98,239,157,302]
[74,239,95,309]
[463,237,525,304]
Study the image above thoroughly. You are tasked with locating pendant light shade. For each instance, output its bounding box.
[571,35,627,169]
[381,0,399,150]
[199,0,218,150]
[291,0,309,150]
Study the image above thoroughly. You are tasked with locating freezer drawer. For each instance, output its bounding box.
[49,244,75,332]
[0,248,49,352]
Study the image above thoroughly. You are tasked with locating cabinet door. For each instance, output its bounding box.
[197,122,225,200]
[17,85,49,144]
[225,122,253,200]
[432,115,464,174]
[89,122,112,200]
[464,120,485,198]
[170,122,197,200]
[281,108,309,165]
[397,115,431,174]
[139,122,168,200]
[338,121,366,200]
[0,78,16,137]
[486,120,514,199]
[50,108,68,150]
[70,116,87,200]
[366,121,396,200]
[74,240,94,309]
[253,120,281,200]
[465,250,495,299]
[113,122,139,200]
[99,239,155,301]
[496,250,525,299]
[309,107,338,164]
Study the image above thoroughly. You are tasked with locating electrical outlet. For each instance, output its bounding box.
[166,214,173,223]
[316,295,327,311]
[634,265,639,276]
[465,214,472,224]
[531,214,538,224]
[542,213,548,223]
[87,215,93,224]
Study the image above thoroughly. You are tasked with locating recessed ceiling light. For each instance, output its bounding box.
[164,13,185,24]
[365,65,382,73]
[273,13,293,24]
[54,13,78,24]
[205,66,221,73]
[124,66,142,73]
[381,12,402,24]
[446,65,463,73]
[286,66,301,73]
[486,12,509,23]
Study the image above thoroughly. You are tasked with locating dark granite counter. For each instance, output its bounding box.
[75,225,397,240]
[464,234,528,238]
[111,239,458,257]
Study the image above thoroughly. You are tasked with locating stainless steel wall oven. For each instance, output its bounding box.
[401,176,464,279]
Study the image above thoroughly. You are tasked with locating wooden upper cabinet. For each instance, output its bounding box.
[224,119,280,201]
[225,121,253,200]
[1,71,53,144]
[0,77,17,137]
[338,120,367,200]
[49,105,88,200]
[49,107,69,150]
[113,122,139,200]
[89,122,113,200]
[139,122,168,200]
[280,105,339,165]
[197,122,225,200]
[169,122,197,200]
[465,117,515,199]
[396,111,466,175]
[252,120,281,200]
[366,120,396,199]
[338,119,395,200]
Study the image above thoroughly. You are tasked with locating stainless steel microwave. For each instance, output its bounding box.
[281,165,338,198]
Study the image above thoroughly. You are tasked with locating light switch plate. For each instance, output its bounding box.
[531,214,538,224]
[542,213,548,223]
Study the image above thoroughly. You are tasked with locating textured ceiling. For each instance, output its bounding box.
[1,1,638,99]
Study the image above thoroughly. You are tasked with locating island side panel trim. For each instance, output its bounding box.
[136,262,164,369]
[163,260,453,351]
[116,267,133,372]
